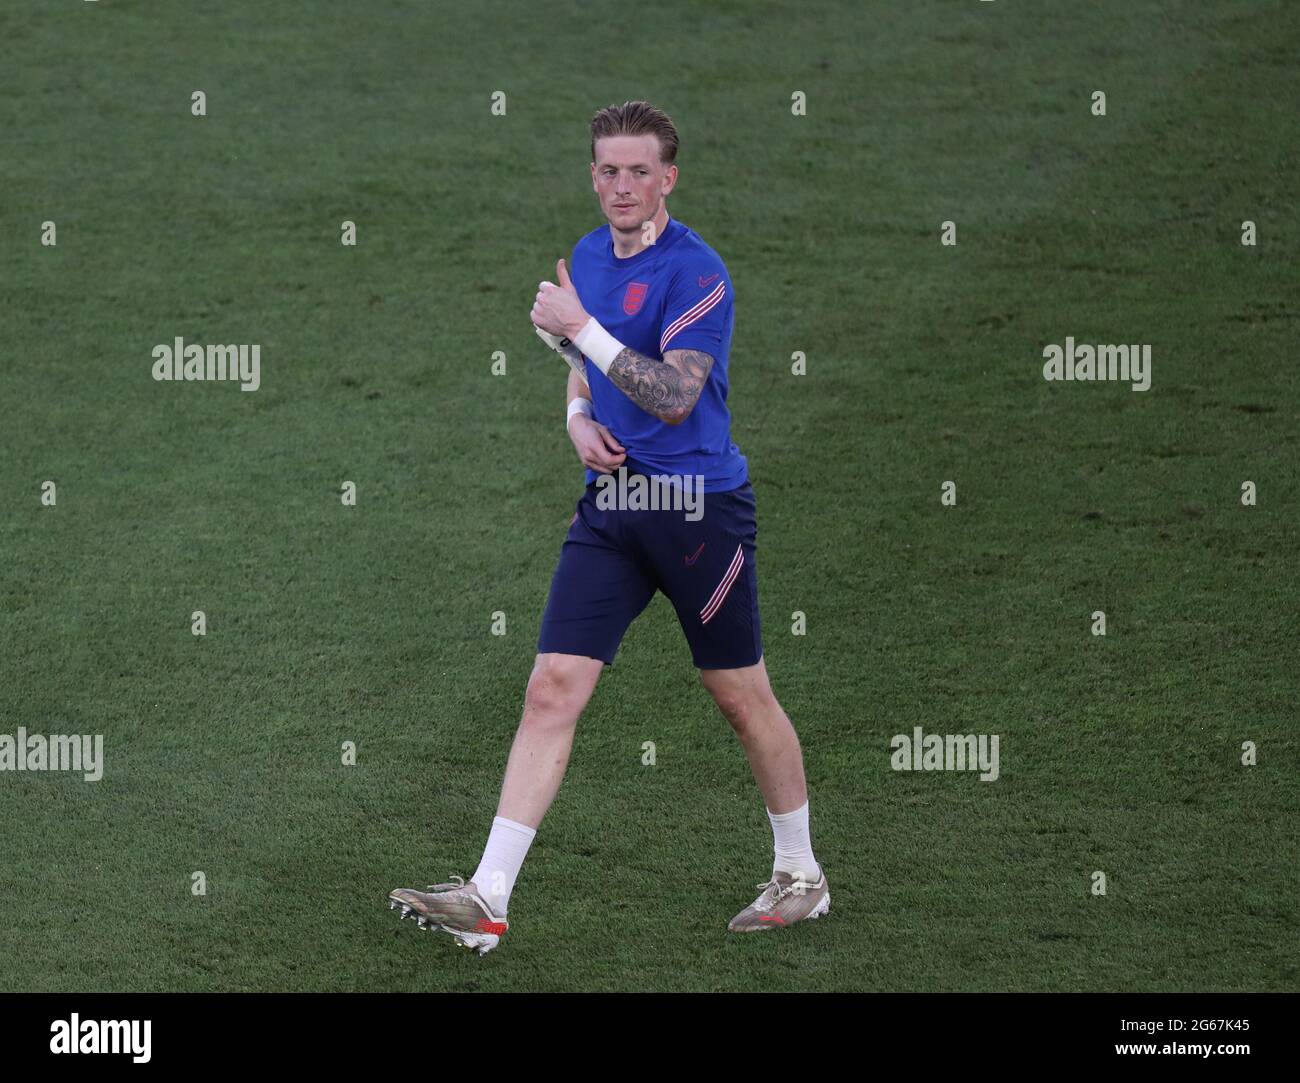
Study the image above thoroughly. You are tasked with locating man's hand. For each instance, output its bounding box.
[531,258,589,341]
[567,414,626,474]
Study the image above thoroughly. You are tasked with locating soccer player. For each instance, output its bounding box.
[390,101,827,954]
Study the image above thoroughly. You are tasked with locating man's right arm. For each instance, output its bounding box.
[567,366,591,405]
[565,367,626,473]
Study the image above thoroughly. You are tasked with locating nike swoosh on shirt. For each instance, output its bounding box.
[684,543,705,566]
[698,274,720,288]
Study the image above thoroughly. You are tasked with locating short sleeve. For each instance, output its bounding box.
[658,258,730,357]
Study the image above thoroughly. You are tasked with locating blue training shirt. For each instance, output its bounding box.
[571,215,748,493]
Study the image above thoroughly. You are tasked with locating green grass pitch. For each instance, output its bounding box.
[1,0,1296,991]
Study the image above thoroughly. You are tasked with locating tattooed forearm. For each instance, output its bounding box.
[606,347,714,424]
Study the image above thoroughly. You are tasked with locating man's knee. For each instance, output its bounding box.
[523,653,601,724]
[700,667,777,735]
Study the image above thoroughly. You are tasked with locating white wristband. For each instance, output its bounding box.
[566,396,593,431]
[572,317,623,374]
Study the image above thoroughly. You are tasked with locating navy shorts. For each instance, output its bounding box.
[537,470,763,670]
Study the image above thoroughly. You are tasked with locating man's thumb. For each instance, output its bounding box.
[557,258,573,289]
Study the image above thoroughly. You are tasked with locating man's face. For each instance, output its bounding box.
[591,134,677,232]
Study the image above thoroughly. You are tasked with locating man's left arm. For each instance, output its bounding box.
[604,346,713,426]
[531,256,724,426]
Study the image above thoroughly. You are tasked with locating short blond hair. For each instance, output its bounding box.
[590,101,679,164]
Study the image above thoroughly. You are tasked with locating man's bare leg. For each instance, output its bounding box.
[701,657,828,930]
[699,657,808,815]
[495,652,605,828]
[465,652,603,915]
[387,652,603,951]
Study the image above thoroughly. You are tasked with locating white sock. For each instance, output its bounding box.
[768,801,820,881]
[471,816,537,918]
